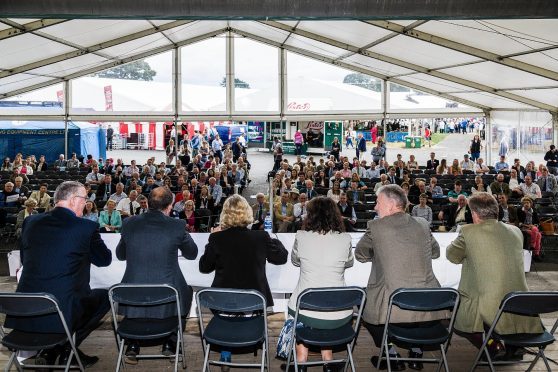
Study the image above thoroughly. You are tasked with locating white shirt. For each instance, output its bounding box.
[460,160,474,171]
[520,183,541,199]
[117,198,140,216]
[293,202,307,220]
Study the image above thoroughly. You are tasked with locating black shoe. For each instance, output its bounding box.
[35,347,59,371]
[407,351,423,370]
[59,347,99,368]
[124,341,140,365]
[323,362,337,372]
[371,354,406,371]
[162,340,176,357]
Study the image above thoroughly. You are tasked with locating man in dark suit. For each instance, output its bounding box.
[116,187,198,364]
[95,174,116,202]
[356,133,367,160]
[427,152,439,170]
[386,167,401,185]
[5,181,112,367]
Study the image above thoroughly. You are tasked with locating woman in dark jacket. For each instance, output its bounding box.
[517,196,542,259]
[199,194,288,366]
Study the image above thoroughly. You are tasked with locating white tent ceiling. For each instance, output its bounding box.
[0,18,557,113]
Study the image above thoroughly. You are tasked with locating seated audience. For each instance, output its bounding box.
[338,192,357,232]
[447,180,468,203]
[536,166,558,195]
[373,174,390,194]
[519,175,541,199]
[411,193,433,225]
[489,173,511,196]
[289,196,353,371]
[29,183,51,209]
[327,180,342,203]
[182,199,197,232]
[447,193,543,359]
[474,158,489,174]
[99,199,122,233]
[517,196,543,260]
[427,177,444,198]
[471,175,491,195]
[117,190,140,218]
[346,181,365,204]
[83,200,99,222]
[199,194,287,367]
[494,155,509,172]
[15,199,38,237]
[274,191,295,233]
[251,192,269,230]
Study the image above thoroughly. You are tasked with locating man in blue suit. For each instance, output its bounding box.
[356,133,367,160]
[6,181,112,368]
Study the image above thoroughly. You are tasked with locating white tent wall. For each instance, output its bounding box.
[490,110,553,166]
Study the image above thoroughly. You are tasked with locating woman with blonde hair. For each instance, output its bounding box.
[199,194,288,368]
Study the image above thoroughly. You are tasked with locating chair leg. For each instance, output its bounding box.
[440,344,450,372]
[69,334,85,372]
[260,341,266,372]
[385,343,392,372]
[346,344,356,372]
[202,343,211,372]
[116,338,126,372]
[541,351,552,372]
[265,340,270,372]
[174,336,180,372]
[179,333,187,370]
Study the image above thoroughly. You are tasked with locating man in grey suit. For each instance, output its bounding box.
[356,184,447,371]
[116,187,198,364]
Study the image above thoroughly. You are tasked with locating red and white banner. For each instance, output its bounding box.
[56,90,64,103]
[104,85,113,111]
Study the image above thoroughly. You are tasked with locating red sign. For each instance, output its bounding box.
[287,101,311,111]
[56,90,64,103]
[104,85,113,111]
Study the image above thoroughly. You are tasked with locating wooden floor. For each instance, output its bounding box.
[0,272,557,371]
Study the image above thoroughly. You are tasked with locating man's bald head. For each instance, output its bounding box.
[148,186,173,212]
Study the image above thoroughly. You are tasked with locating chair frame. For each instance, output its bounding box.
[196,287,269,372]
[285,286,367,372]
[470,291,558,372]
[0,292,84,372]
[108,283,186,372]
[378,288,460,372]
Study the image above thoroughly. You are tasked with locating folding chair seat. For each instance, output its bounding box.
[0,292,84,372]
[108,284,186,372]
[196,288,269,372]
[470,291,558,372]
[377,288,460,372]
[286,287,366,372]
[195,208,213,232]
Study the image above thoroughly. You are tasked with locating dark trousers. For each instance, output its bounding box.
[75,289,111,346]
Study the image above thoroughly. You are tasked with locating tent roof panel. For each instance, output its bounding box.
[343,54,415,76]
[368,34,480,69]
[452,92,537,109]
[25,54,108,78]
[297,21,392,48]
[439,61,558,90]
[396,73,476,93]
[415,20,556,56]
[39,19,154,47]
[506,88,558,107]
[100,33,171,59]
[0,74,55,95]
[512,50,558,74]
[163,20,228,43]
[285,33,349,59]
[0,33,76,69]
[231,21,288,44]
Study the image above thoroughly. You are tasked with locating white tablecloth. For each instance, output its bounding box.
[90,233,463,292]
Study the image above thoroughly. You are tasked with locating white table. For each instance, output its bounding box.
[91,233,463,292]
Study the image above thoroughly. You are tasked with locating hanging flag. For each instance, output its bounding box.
[104,85,113,111]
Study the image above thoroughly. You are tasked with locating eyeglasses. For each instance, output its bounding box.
[73,195,88,201]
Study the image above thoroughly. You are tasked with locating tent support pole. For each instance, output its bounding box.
[382,80,388,145]
[64,80,70,159]
[484,110,492,165]
[552,111,558,146]
[173,47,180,151]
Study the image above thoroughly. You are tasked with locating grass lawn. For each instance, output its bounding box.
[385,133,448,148]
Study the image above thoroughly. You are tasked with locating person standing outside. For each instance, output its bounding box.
[212,134,224,164]
[5,181,112,367]
[106,124,114,150]
[345,130,354,149]
[356,133,367,160]
[370,122,378,144]
[446,193,543,358]
[356,185,446,370]
[544,144,558,176]
[469,135,482,162]
[294,129,304,156]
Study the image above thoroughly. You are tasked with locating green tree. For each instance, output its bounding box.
[94,60,157,81]
[342,73,381,91]
[220,77,251,89]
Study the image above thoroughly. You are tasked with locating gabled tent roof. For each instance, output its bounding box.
[0,18,557,112]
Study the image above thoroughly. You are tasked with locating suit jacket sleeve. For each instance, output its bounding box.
[291,237,300,267]
[90,228,112,267]
[345,243,355,268]
[115,218,128,260]
[355,222,374,262]
[431,231,441,259]
[180,227,198,260]
[446,231,466,264]
[266,234,288,265]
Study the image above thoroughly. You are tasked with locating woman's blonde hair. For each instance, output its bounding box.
[219,194,254,229]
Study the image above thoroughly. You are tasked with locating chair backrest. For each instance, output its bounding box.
[390,288,459,312]
[501,291,558,316]
[109,284,178,307]
[297,287,366,312]
[0,292,59,317]
[197,288,266,313]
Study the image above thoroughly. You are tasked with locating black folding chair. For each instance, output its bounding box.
[108,284,186,372]
[470,291,558,372]
[378,288,460,372]
[196,288,269,372]
[285,287,366,372]
[0,292,84,372]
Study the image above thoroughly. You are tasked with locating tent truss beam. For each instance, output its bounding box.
[259,20,555,111]
[0,20,192,79]
[0,18,68,40]
[232,28,490,111]
[365,20,558,82]
[0,27,226,99]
